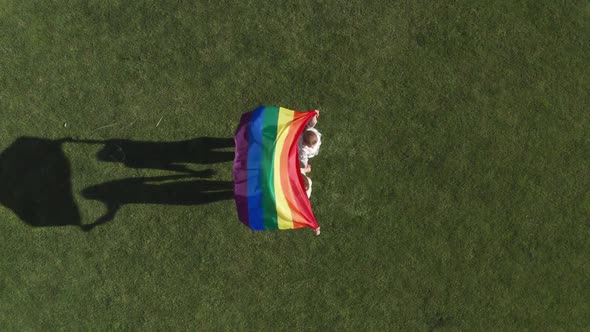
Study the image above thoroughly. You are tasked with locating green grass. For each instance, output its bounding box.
[1,0,590,329]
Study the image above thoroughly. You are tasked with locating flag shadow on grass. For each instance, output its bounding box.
[0,137,83,229]
[0,136,235,232]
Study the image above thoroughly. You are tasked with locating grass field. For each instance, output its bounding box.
[1,0,590,330]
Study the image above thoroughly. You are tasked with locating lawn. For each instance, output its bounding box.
[1,0,589,330]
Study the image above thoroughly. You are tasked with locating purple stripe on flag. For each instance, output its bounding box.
[233,111,253,226]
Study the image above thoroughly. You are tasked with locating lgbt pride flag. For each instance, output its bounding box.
[233,106,319,231]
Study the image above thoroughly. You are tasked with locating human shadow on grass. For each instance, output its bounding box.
[81,174,233,231]
[71,137,234,174]
[0,136,235,231]
[73,136,235,230]
[0,137,84,229]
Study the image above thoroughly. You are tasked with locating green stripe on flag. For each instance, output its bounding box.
[260,106,279,230]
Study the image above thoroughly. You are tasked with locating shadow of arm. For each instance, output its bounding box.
[81,203,119,232]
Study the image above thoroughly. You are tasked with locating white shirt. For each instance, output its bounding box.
[298,127,322,167]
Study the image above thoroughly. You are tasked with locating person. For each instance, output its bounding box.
[301,168,312,198]
[301,173,320,235]
[299,111,322,168]
[297,110,321,236]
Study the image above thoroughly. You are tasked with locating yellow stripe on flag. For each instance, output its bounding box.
[274,108,295,229]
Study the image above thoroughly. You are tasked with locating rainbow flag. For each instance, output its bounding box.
[233,106,319,231]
